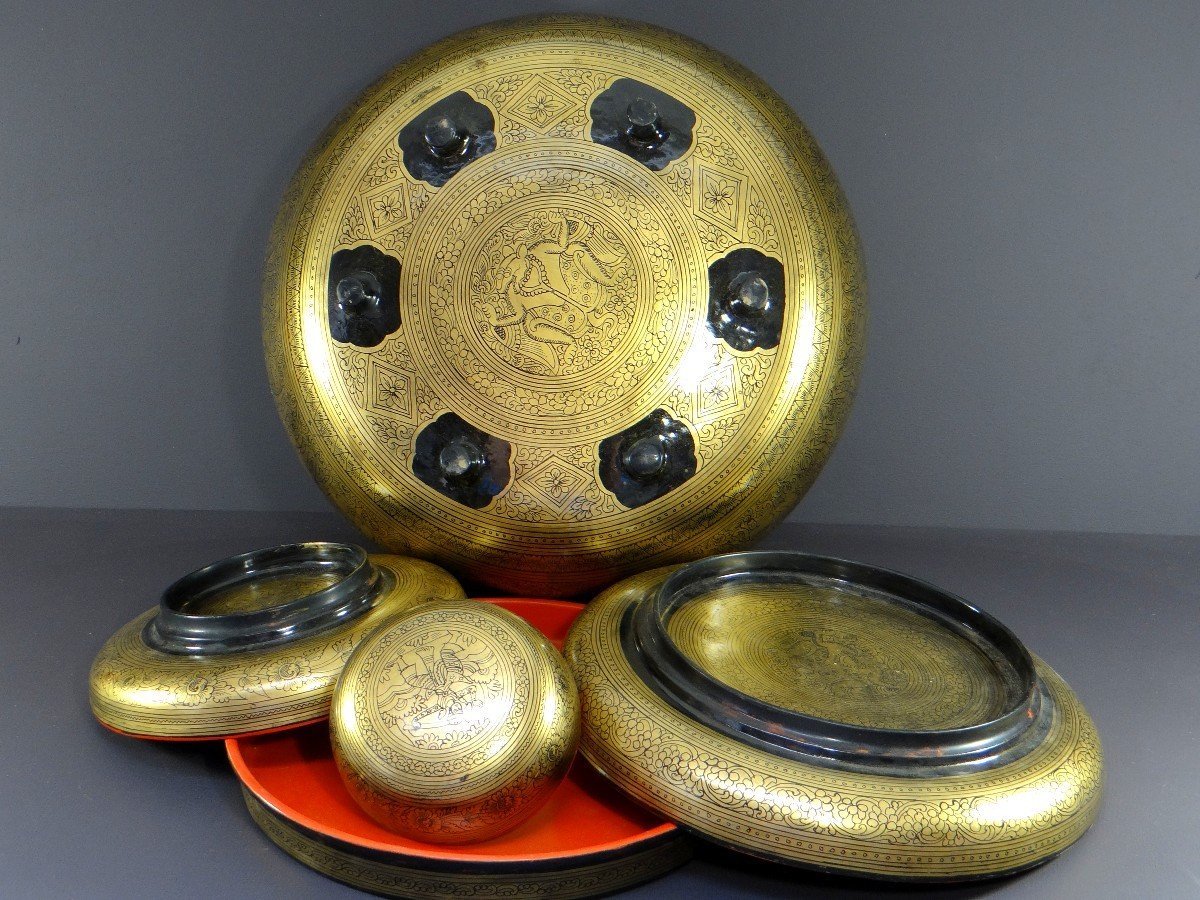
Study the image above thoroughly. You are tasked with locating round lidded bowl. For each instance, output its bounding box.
[564,552,1104,881]
[228,598,690,899]
[263,14,866,598]
[89,543,464,740]
[331,599,580,843]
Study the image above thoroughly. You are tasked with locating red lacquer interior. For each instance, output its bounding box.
[227,598,678,861]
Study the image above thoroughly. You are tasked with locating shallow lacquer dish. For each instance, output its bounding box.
[229,599,691,898]
[565,552,1103,881]
[263,15,866,597]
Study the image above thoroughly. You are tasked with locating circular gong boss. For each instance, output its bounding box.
[263,15,866,596]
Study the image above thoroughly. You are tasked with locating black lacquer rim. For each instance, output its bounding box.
[626,551,1043,768]
[144,543,382,656]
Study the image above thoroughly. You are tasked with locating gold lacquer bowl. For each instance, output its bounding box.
[89,543,464,740]
[331,599,581,843]
[565,552,1104,881]
[263,15,866,597]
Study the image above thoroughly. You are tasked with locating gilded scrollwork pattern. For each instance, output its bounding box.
[564,569,1104,880]
[262,16,867,596]
[88,557,465,738]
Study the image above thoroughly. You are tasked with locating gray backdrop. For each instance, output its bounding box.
[3,0,1197,535]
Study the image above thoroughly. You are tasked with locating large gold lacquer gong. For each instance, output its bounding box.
[263,15,866,596]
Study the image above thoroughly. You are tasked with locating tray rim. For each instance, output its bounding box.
[632,550,1044,768]
[239,785,691,899]
[228,728,681,865]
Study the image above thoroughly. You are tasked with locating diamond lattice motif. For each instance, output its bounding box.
[520,456,591,509]
[371,363,414,421]
[505,76,577,132]
[695,163,746,231]
[697,360,742,417]
[363,183,412,236]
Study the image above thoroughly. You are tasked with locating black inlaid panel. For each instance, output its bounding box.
[327,245,401,348]
[588,78,695,170]
[398,91,496,187]
[413,412,511,509]
[707,247,785,351]
[599,409,697,508]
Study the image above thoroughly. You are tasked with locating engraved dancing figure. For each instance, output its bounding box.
[486,215,621,369]
[380,644,490,730]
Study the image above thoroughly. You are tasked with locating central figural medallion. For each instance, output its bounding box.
[471,210,636,377]
[406,144,704,444]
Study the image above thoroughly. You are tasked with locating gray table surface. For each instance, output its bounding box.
[2,508,1196,898]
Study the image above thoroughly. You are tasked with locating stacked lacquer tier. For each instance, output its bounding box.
[566,552,1103,881]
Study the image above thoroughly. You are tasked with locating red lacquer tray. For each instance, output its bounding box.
[227,599,691,898]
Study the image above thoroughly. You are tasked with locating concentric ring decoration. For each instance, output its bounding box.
[564,554,1103,881]
[263,14,866,597]
[89,546,465,740]
[228,599,692,899]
